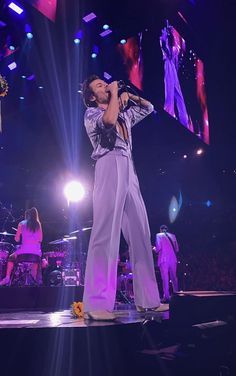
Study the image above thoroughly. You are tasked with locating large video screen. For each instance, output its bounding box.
[116,23,209,144]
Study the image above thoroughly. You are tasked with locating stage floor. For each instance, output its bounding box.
[0,306,170,329]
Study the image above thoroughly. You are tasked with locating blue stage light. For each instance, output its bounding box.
[103,24,109,30]
[26,32,33,39]
[120,39,127,44]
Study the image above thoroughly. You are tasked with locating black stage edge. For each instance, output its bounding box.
[0,286,84,311]
[169,290,236,325]
[0,290,236,375]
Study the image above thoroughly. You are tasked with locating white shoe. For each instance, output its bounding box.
[136,303,169,313]
[84,310,116,321]
[0,276,10,286]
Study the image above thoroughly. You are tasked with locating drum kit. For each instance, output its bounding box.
[0,232,16,281]
[0,227,91,287]
[42,227,92,287]
[0,226,134,297]
[117,260,134,304]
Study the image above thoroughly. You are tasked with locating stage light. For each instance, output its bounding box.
[25,24,33,39]
[9,45,15,51]
[196,148,204,155]
[63,181,85,203]
[83,12,97,23]
[120,39,127,44]
[8,2,24,15]
[91,45,99,59]
[0,20,7,27]
[38,86,43,89]
[103,24,109,30]
[26,32,33,39]
[19,96,24,100]
[183,154,188,159]
[169,192,183,223]
[26,74,35,80]
[100,29,112,37]
[8,61,17,70]
[74,30,83,45]
[205,200,212,207]
[104,72,112,80]
[21,75,26,79]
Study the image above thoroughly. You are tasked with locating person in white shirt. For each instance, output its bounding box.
[155,225,179,302]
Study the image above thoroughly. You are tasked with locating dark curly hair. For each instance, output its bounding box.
[81,74,100,108]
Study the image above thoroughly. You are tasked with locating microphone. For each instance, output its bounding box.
[117,80,130,90]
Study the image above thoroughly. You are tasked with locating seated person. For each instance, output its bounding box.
[0,207,43,285]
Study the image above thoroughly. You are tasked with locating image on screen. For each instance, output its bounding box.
[117,23,210,144]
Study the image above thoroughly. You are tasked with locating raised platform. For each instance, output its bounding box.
[0,285,84,311]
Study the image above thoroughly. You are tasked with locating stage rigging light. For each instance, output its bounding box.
[9,45,15,51]
[8,61,17,70]
[196,148,204,155]
[103,24,109,30]
[83,12,97,23]
[74,30,83,44]
[26,32,33,39]
[8,2,24,15]
[25,24,33,39]
[91,45,99,59]
[63,181,85,203]
[120,39,127,44]
[100,29,112,37]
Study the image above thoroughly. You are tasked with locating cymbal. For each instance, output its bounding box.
[69,230,80,235]
[48,239,69,245]
[43,251,65,258]
[0,241,13,246]
[0,231,15,236]
[63,236,77,240]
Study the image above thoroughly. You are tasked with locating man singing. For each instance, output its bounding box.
[82,75,168,320]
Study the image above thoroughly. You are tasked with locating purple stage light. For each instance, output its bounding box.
[26,74,35,80]
[8,2,24,15]
[8,62,17,70]
[100,29,112,37]
[0,20,7,27]
[104,72,112,80]
[83,12,96,23]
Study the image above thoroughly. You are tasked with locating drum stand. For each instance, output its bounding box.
[116,289,133,304]
[11,262,38,287]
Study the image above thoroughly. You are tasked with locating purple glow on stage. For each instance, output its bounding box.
[100,29,112,37]
[0,20,7,27]
[83,12,97,23]
[26,74,35,80]
[8,61,17,70]
[8,2,24,15]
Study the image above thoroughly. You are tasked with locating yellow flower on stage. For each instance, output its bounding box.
[71,301,84,318]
